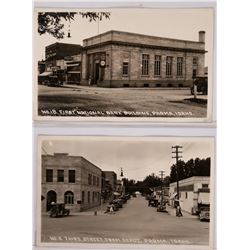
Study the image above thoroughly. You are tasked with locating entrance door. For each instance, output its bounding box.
[94,63,100,84]
[192,69,197,78]
[46,190,57,211]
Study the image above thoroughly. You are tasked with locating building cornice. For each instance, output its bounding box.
[83,40,207,54]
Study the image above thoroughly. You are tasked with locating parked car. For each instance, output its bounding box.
[49,203,70,218]
[46,75,64,87]
[191,76,208,95]
[157,203,168,213]
[113,199,123,208]
[148,198,159,207]
[199,206,210,221]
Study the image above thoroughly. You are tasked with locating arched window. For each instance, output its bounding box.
[64,191,74,204]
[46,190,57,211]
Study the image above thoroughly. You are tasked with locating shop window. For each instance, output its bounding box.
[122,62,129,76]
[46,169,53,182]
[154,55,161,76]
[141,54,149,75]
[68,170,75,183]
[64,191,74,204]
[57,169,64,182]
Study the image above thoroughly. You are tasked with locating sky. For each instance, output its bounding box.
[34,8,214,66]
[41,136,214,181]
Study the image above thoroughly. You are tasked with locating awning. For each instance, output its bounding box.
[67,71,81,74]
[170,193,178,199]
[67,63,80,67]
[113,192,121,196]
[39,71,52,76]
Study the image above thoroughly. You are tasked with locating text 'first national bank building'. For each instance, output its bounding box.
[44,30,207,87]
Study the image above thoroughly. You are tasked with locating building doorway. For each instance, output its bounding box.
[193,69,197,78]
[46,190,57,211]
[94,62,100,84]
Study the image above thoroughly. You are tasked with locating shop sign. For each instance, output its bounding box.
[64,56,73,61]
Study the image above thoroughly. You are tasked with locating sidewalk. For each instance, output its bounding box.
[166,205,198,219]
[71,202,111,216]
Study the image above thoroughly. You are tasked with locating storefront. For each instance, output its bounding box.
[66,61,81,84]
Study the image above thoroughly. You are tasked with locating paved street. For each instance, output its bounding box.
[41,195,209,245]
[38,85,207,117]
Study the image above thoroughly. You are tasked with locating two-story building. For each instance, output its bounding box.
[41,153,102,212]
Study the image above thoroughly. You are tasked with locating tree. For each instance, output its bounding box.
[38,12,111,39]
[142,174,163,188]
[169,157,211,183]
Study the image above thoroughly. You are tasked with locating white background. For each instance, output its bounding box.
[0,1,250,250]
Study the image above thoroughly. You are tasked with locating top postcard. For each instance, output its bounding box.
[33,8,214,122]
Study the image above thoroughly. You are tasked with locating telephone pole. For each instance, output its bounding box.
[172,145,183,200]
[120,168,124,195]
[159,171,165,202]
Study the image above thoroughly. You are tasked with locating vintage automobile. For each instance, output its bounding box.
[191,76,208,95]
[113,199,123,208]
[49,203,70,218]
[148,198,159,207]
[46,75,64,87]
[157,203,168,213]
[199,206,210,221]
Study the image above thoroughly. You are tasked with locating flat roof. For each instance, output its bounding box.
[42,154,102,172]
[83,30,204,44]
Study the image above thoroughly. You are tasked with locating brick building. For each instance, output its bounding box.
[41,153,102,212]
[81,30,206,87]
[43,42,83,84]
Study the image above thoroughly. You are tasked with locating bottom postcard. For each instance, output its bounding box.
[36,136,215,249]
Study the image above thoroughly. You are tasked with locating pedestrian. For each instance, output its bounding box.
[176,205,183,217]
[110,204,114,214]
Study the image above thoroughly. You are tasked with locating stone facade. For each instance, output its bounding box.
[41,153,102,212]
[81,30,206,87]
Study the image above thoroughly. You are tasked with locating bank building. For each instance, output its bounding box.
[41,30,207,87]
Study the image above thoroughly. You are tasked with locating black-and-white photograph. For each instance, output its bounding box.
[34,8,214,121]
[37,136,214,248]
